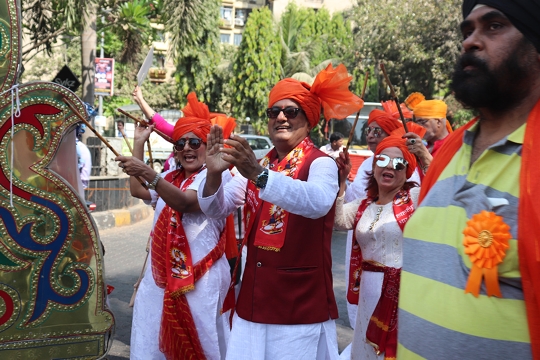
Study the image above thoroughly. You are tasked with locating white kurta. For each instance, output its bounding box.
[343,157,421,329]
[335,187,420,360]
[130,169,232,360]
[199,156,341,360]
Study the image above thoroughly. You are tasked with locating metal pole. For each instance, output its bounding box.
[98,16,104,118]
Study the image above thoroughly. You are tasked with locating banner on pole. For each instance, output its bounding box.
[95,58,115,96]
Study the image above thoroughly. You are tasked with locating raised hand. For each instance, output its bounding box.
[222,134,263,181]
[134,123,153,144]
[336,150,352,186]
[132,85,144,106]
[402,132,432,169]
[205,125,232,174]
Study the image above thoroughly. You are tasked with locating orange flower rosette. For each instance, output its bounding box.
[462,210,512,297]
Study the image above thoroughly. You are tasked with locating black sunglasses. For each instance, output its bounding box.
[375,154,408,171]
[266,106,302,120]
[174,138,203,151]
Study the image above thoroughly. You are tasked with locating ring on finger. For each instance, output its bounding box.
[409,139,416,145]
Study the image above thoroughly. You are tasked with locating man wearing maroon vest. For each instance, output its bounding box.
[199,64,363,359]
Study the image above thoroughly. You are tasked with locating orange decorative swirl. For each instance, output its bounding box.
[463,210,512,297]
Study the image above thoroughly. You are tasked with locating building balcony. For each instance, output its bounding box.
[148,68,167,82]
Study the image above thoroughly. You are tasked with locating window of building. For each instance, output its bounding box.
[220,33,231,44]
[220,6,233,26]
[233,34,242,46]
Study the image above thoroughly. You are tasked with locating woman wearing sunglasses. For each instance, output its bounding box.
[342,109,422,336]
[115,93,235,360]
[334,135,420,360]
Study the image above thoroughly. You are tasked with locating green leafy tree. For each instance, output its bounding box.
[345,0,462,99]
[279,4,353,79]
[106,0,153,64]
[208,44,237,114]
[22,0,93,60]
[232,7,282,127]
[161,0,221,108]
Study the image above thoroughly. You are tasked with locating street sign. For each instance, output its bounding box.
[52,65,81,92]
[137,47,154,86]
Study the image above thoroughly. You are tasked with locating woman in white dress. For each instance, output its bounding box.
[335,135,420,360]
[116,92,235,360]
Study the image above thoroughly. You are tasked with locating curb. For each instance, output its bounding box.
[91,202,153,231]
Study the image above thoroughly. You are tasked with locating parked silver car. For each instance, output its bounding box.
[238,134,273,159]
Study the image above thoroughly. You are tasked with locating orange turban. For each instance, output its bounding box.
[413,99,453,134]
[173,92,212,142]
[390,121,427,139]
[381,100,413,120]
[368,109,403,135]
[404,92,425,109]
[374,135,417,179]
[173,93,236,142]
[268,64,364,128]
[413,100,447,119]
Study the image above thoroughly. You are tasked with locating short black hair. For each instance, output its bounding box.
[330,132,344,142]
[117,120,125,126]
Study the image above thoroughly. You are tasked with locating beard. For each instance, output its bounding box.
[451,39,535,112]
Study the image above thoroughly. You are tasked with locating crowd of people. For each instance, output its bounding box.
[111,1,540,358]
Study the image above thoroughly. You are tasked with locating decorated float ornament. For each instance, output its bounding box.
[0,0,114,358]
[462,210,512,297]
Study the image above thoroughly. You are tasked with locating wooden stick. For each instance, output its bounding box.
[129,236,151,307]
[379,62,409,133]
[118,127,133,154]
[62,98,148,189]
[146,140,153,167]
[345,70,370,153]
[116,108,174,144]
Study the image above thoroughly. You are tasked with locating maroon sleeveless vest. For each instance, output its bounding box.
[236,149,339,324]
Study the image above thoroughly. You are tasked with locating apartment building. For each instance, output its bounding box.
[219,0,354,46]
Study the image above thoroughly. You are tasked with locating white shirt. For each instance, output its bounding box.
[198,155,340,360]
[320,143,344,159]
[76,140,92,182]
[131,168,232,360]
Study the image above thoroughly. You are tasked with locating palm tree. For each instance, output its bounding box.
[160,0,213,57]
[107,0,152,64]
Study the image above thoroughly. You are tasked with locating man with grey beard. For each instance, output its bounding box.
[396,1,540,359]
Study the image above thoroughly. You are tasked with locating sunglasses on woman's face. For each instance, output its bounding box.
[174,138,203,152]
[266,106,302,120]
[364,126,385,138]
[375,154,408,171]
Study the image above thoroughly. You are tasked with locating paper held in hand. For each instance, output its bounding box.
[137,46,154,86]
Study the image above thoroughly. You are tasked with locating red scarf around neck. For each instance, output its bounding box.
[244,137,314,251]
[347,188,415,305]
[151,167,226,360]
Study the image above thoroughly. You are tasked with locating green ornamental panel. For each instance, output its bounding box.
[0,1,115,358]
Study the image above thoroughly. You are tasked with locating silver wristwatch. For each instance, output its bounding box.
[147,173,161,190]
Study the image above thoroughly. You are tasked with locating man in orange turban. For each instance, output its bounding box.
[398,2,540,359]
[402,99,452,179]
[200,64,363,359]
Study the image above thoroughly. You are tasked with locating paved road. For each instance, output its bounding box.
[100,216,353,359]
